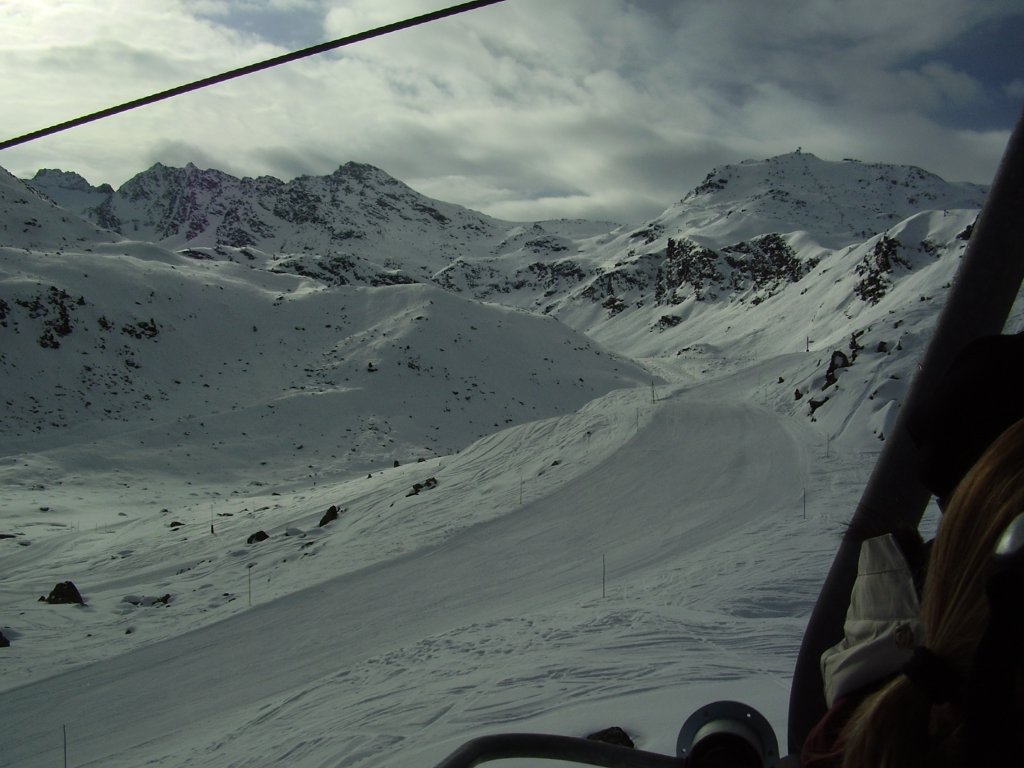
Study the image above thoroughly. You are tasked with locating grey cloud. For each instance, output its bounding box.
[245,146,344,181]
[186,0,328,48]
[1,0,1017,224]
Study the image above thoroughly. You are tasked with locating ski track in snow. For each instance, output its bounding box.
[0,385,848,768]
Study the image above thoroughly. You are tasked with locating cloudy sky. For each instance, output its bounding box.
[1,0,1022,224]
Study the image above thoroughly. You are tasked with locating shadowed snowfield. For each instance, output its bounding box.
[1,361,897,768]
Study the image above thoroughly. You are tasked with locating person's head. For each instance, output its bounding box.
[839,416,1024,767]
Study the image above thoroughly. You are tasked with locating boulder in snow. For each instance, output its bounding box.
[246,530,270,545]
[406,477,439,496]
[318,505,340,527]
[587,727,634,748]
[40,580,85,605]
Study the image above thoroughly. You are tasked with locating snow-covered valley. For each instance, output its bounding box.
[0,151,1018,767]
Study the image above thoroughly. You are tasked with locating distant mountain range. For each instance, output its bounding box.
[23,153,985,315]
[0,152,994,470]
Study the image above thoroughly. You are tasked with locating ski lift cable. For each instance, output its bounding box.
[0,0,508,152]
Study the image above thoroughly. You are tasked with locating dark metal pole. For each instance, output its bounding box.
[788,105,1024,754]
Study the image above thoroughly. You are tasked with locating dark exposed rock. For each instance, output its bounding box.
[809,397,829,415]
[121,318,160,339]
[0,629,10,647]
[247,530,270,545]
[824,350,851,389]
[586,727,634,748]
[318,505,340,527]
[854,236,908,304]
[721,233,807,293]
[657,314,682,329]
[406,477,439,496]
[41,580,85,605]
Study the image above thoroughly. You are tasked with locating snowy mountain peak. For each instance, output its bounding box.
[24,160,502,261]
[9,153,993,353]
[119,162,236,201]
[686,151,979,202]
[0,165,117,248]
[30,168,100,193]
[329,160,399,185]
[673,151,986,246]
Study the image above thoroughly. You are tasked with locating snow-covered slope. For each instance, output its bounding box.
[19,152,994,455]
[0,167,119,250]
[1,369,837,768]
[0,261,649,483]
[2,150,1020,768]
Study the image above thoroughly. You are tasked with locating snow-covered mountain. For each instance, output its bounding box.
[28,161,513,280]
[5,168,654,469]
[1,151,1018,768]
[16,151,989,451]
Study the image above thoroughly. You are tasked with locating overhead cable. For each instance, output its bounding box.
[0,0,507,151]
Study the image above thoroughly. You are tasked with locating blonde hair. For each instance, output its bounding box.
[838,417,1024,767]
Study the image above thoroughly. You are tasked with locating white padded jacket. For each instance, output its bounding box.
[820,533,924,707]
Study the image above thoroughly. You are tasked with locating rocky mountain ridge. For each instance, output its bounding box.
[24,152,987,327]
[6,152,1003,461]
[28,161,508,279]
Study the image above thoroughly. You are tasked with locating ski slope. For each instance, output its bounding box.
[0,376,845,768]
[4,149,993,767]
